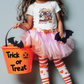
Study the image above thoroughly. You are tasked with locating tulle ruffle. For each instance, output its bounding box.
[20,29,74,60]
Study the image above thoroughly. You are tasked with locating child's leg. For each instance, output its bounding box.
[38,56,50,84]
[53,59,72,84]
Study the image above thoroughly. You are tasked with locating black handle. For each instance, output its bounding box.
[5,26,32,48]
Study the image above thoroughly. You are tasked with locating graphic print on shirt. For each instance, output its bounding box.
[39,8,52,24]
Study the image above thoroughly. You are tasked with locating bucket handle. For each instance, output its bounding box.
[5,25,32,48]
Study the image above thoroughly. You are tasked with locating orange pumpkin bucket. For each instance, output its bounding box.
[1,27,34,74]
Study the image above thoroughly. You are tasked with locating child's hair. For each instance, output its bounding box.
[17,0,65,23]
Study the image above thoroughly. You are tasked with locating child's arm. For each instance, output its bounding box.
[56,12,64,38]
[12,14,33,30]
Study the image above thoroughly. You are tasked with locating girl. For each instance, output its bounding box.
[13,0,74,84]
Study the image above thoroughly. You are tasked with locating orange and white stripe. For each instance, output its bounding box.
[42,77,50,84]
[38,56,50,84]
[39,56,48,68]
[38,56,72,84]
[63,76,72,84]
[53,59,65,68]
[53,59,72,84]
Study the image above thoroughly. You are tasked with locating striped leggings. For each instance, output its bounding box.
[38,56,72,84]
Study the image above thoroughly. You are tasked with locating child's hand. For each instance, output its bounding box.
[59,32,64,39]
[12,22,21,29]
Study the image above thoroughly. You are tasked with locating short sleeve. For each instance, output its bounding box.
[26,4,33,16]
[54,1,61,13]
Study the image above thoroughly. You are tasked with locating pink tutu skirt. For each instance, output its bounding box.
[20,28,74,60]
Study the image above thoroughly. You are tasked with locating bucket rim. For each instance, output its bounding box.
[1,44,35,49]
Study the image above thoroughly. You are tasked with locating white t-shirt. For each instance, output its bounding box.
[26,1,61,30]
